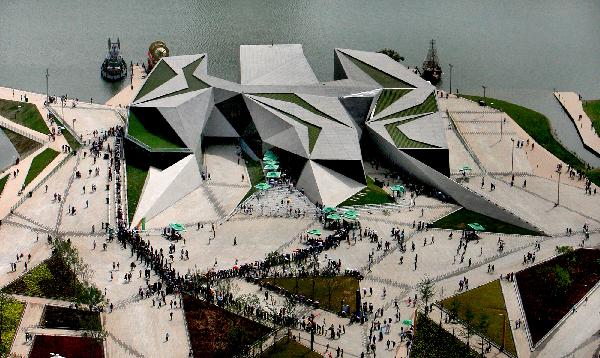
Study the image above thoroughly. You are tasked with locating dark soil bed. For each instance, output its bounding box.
[30,335,103,358]
[183,295,271,357]
[42,306,102,331]
[516,248,600,344]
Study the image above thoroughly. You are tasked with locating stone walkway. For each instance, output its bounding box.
[554,91,600,158]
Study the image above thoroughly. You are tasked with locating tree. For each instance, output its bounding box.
[462,306,475,349]
[476,313,490,355]
[378,48,405,62]
[555,245,573,256]
[417,277,436,314]
[448,299,461,322]
[553,265,572,297]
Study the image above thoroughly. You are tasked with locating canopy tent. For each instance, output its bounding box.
[467,223,485,232]
[266,171,281,179]
[390,184,405,193]
[255,182,271,190]
[343,211,359,220]
[307,229,322,236]
[263,151,278,161]
[263,160,279,166]
[326,213,341,220]
[263,163,279,170]
[169,223,186,232]
[322,206,336,214]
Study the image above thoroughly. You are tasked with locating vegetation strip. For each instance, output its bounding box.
[433,208,543,236]
[23,148,59,188]
[459,95,599,186]
[0,99,50,135]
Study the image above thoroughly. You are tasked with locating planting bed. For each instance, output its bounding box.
[30,335,103,358]
[516,248,600,344]
[183,295,271,357]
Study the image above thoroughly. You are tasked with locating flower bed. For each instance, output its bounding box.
[183,295,271,357]
[516,248,600,344]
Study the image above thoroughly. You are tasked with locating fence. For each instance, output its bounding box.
[10,153,72,213]
[0,120,47,144]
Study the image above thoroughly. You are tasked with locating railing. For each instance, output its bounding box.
[0,120,47,144]
[10,153,72,213]
[124,134,192,153]
[46,105,83,147]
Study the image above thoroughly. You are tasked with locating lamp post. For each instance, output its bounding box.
[511,138,515,173]
[556,168,561,206]
[499,313,506,352]
[448,64,453,94]
[482,85,487,102]
[45,69,49,104]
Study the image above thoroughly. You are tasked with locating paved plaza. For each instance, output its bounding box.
[0,77,599,358]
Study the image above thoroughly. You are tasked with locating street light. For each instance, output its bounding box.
[511,138,515,173]
[45,69,49,105]
[499,313,506,352]
[555,167,562,206]
[482,85,487,102]
[448,64,453,94]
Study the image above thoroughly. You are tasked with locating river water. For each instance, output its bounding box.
[1,0,599,165]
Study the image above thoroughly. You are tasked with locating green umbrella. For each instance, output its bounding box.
[307,229,322,236]
[263,163,279,170]
[263,151,277,161]
[390,184,405,193]
[266,171,281,179]
[402,319,413,326]
[459,165,472,172]
[263,160,279,166]
[468,223,485,232]
[169,223,186,232]
[343,212,358,220]
[255,182,271,190]
[322,207,336,214]
[327,213,341,220]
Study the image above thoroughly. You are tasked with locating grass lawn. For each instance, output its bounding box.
[381,93,438,120]
[261,337,320,358]
[0,99,50,135]
[23,148,59,188]
[127,111,184,149]
[582,99,600,137]
[41,306,101,331]
[240,152,265,203]
[126,163,149,224]
[441,280,516,356]
[339,176,394,206]
[0,296,25,355]
[411,313,480,358]
[343,53,413,88]
[1,127,42,158]
[460,95,599,187]
[135,59,177,101]
[52,115,81,151]
[261,276,359,314]
[3,255,102,305]
[385,116,436,149]
[0,175,8,197]
[433,208,543,236]
[374,88,413,116]
[253,93,348,127]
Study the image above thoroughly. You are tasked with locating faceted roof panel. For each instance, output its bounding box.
[240,44,319,86]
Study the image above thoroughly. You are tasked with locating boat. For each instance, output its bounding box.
[100,38,127,81]
[146,41,169,72]
[420,39,442,84]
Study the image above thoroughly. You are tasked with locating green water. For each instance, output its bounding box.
[1,0,599,165]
